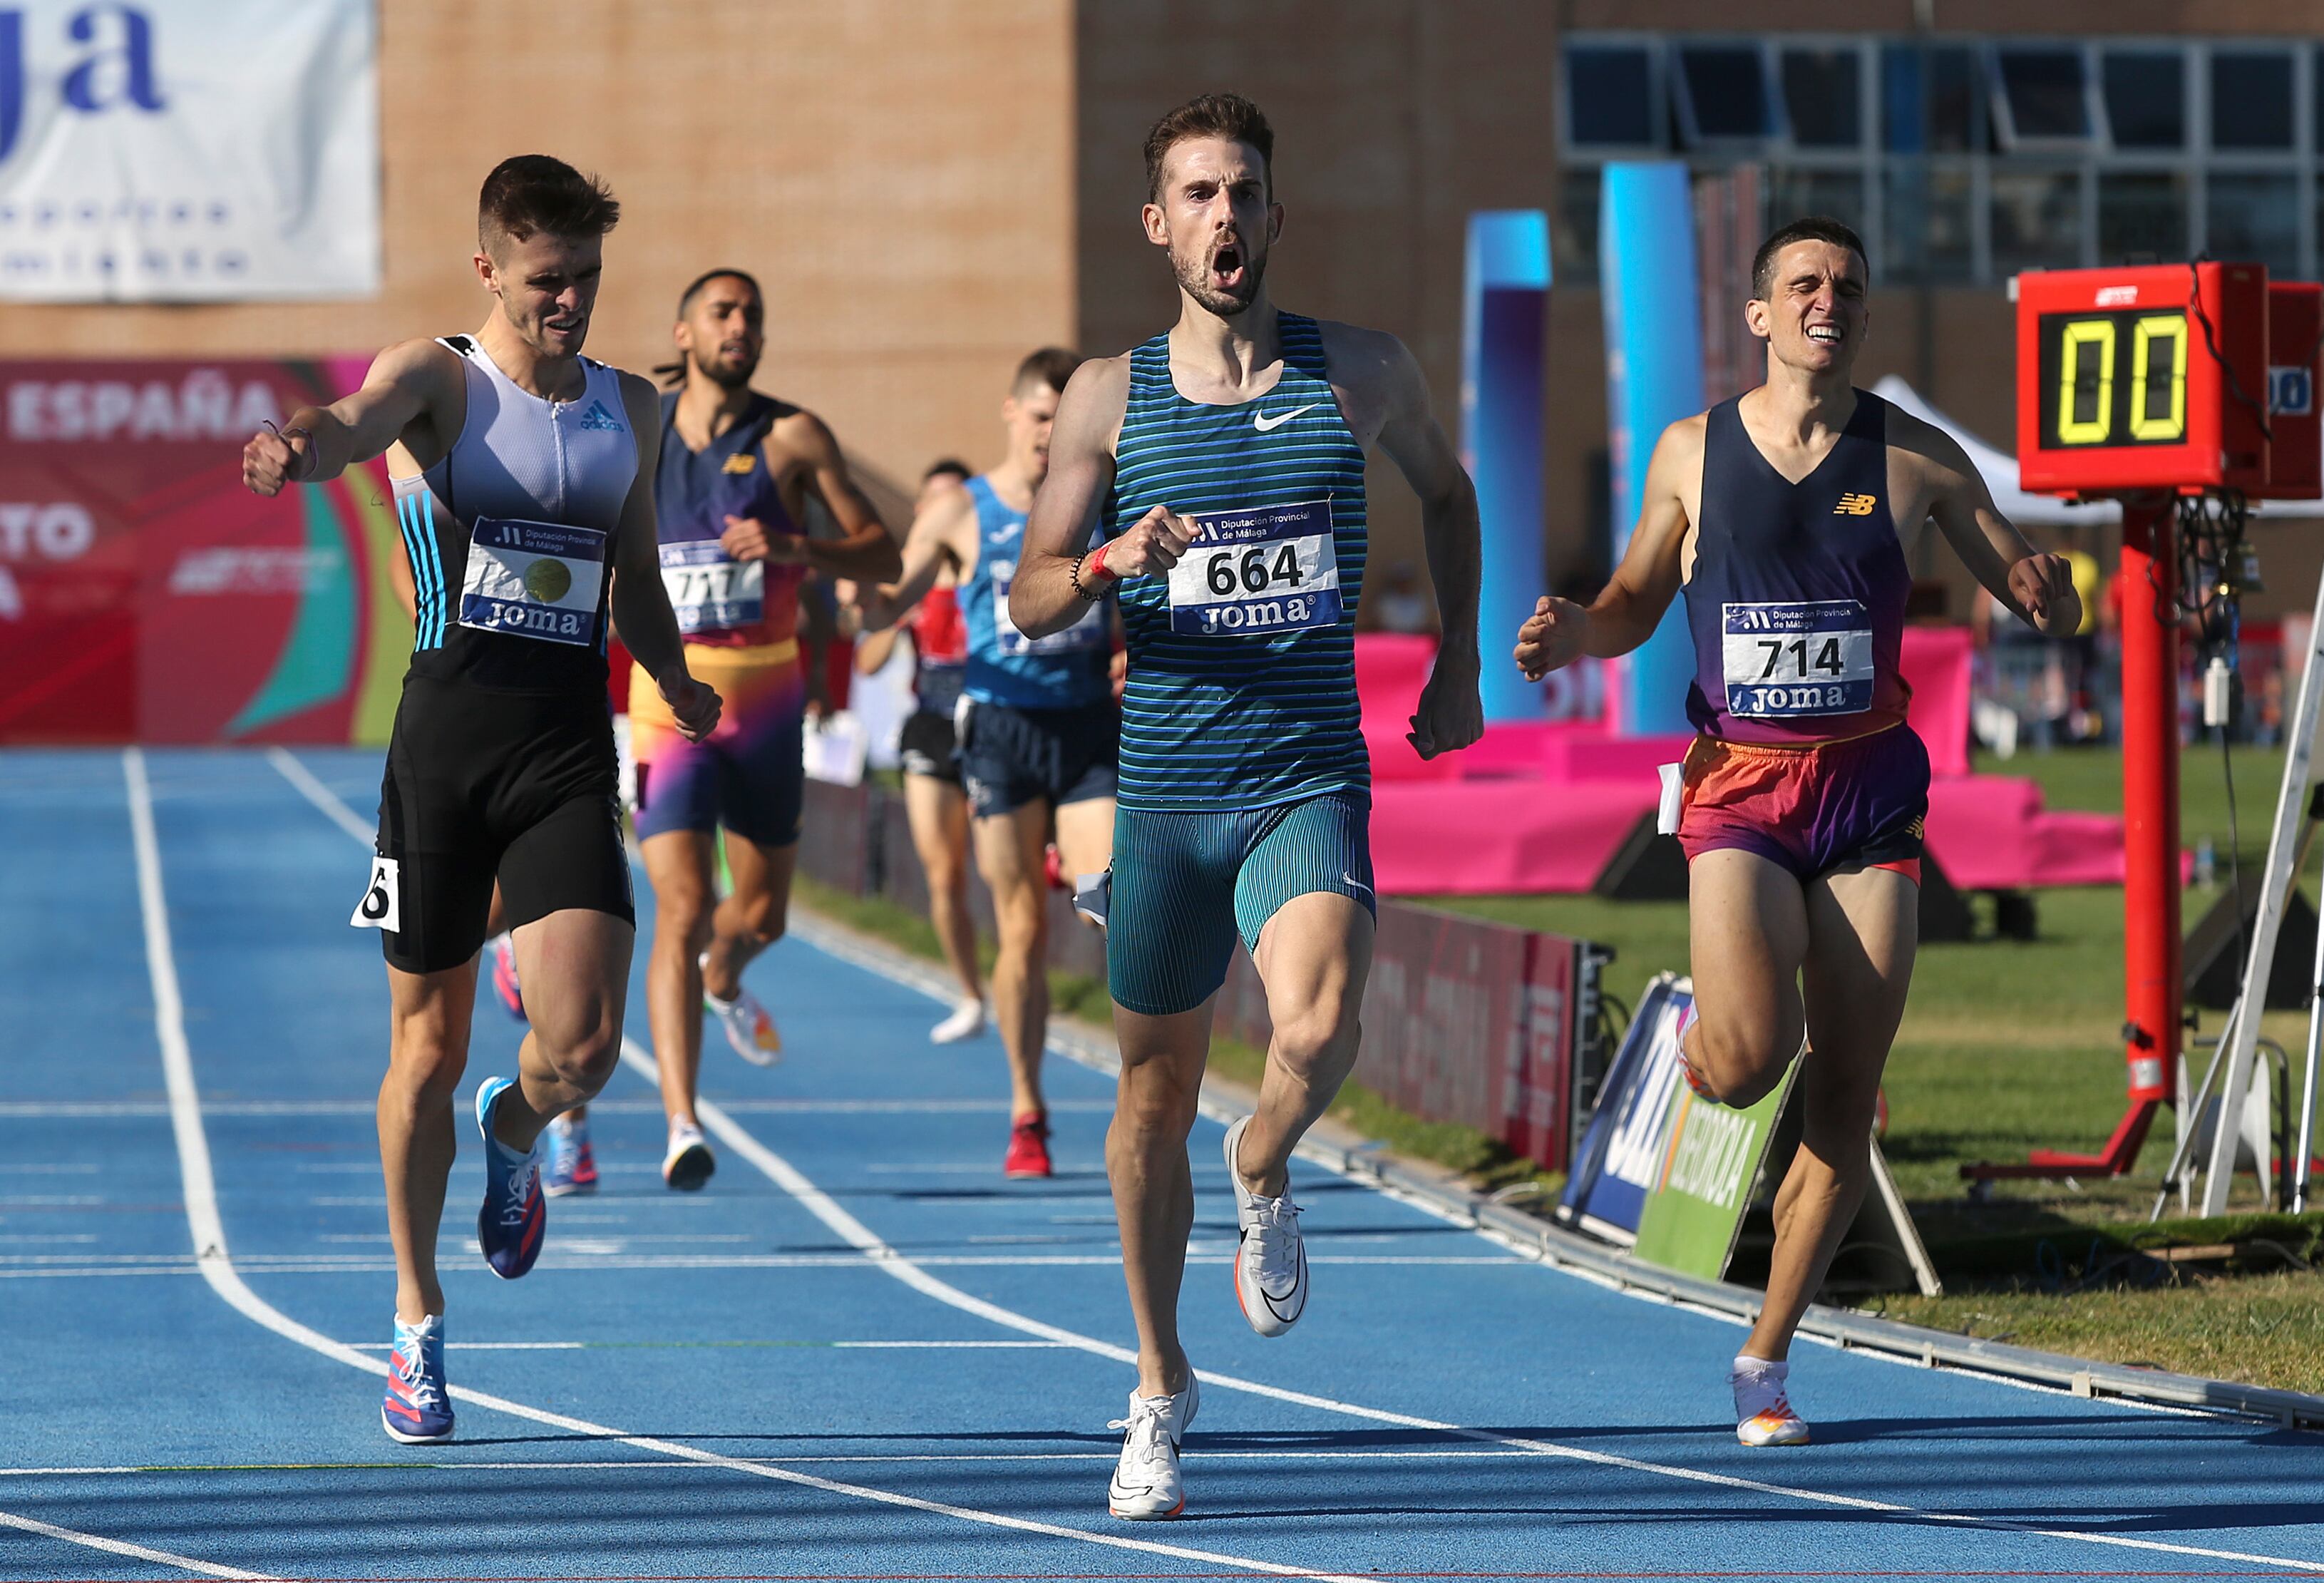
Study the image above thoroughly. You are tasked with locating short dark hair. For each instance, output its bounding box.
[1750,217,1868,300]
[1012,347,1081,397]
[922,458,972,484]
[478,155,619,255]
[1143,93,1273,203]
[675,267,761,319]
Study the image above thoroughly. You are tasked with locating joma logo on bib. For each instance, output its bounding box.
[1166,498,1342,637]
[458,518,608,647]
[1720,599,1875,719]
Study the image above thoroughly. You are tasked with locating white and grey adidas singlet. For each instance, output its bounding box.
[390,334,639,692]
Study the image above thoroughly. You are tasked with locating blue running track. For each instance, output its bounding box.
[4,746,2322,1582]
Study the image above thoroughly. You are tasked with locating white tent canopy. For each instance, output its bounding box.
[1873,375,2322,525]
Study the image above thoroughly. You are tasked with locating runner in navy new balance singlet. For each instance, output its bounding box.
[1516,217,2079,1449]
[242,156,719,1446]
[859,350,1112,1180]
[1006,96,1483,1521]
[607,268,897,1194]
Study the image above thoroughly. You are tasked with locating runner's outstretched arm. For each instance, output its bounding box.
[1514,418,1700,680]
[609,372,720,742]
[1012,356,1199,640]
[858,484,973,633]
[241,339,463,495]
[1369,332,1483,759]
[1906,416,2081,636]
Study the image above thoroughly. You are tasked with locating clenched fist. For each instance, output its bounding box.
[659,671,723,743]
[1102,505,1198,578]
[242,426,312,498]
[1513,595,1590,682]
[2009,553,2080,636]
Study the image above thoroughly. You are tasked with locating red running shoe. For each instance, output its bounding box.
[488,935,526,1023]
[1004,1111,1052,1179]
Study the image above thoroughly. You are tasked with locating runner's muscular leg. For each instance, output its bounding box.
[702,832,800,1003]
[1744,864,1917,1361]
[1681,849,1810,1109]
[642,831,717,1129]
[1109,999,1213,1398]
[905,774,981,1003]
[1054,794,1116,933]
[974,801,1053,1118]
[492,908,634,1152]
[382,959,476,1323]
[1235,893,1374,1198]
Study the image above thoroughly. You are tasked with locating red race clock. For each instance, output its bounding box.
[2015,262,2270,497]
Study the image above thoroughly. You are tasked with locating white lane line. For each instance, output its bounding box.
[158,748,1372,1582]
[0,1448,1602,1477]
[0,1505,277,1580]
[264,745,372,842]
[272,747,2324,1574]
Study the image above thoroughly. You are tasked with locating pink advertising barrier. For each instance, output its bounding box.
[1362,630,2126,895]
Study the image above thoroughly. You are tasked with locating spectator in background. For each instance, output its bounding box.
[850,460,986,1042]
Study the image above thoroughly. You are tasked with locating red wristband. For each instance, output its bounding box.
[1087,541,1116,583]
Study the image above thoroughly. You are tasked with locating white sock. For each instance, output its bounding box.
[1730,1356,1790,1420]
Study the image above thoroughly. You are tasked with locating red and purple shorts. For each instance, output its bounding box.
[1675,724,1929,885]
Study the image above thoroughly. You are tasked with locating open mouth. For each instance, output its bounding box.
[1805,324,1844,347]
[1209,241,1246,292]
[543,315,583,337]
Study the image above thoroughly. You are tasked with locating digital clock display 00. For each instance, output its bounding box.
[2035,309,2190,451]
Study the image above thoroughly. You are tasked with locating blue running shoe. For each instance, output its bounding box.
[380,1313,454,1443]
[473,1076,546,1279]
[543,1113,597,1198]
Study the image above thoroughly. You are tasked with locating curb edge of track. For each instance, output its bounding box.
[791,901,2324,1436]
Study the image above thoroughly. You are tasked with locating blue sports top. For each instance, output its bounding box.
[1106,312,1369,811]
[1681,389,1912,743]
[960,473,1112,709]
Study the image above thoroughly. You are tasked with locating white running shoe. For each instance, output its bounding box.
[1107,1371,1198,1520]
[701,956,781,1066]
[1223,1114,1306,1336]
[1731,1356,1810,1447]
[663,1121,716,1192]
[930,998,984,1045]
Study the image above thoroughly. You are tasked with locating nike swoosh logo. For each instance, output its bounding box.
[1253,404,1321,433]
[1342,873,1374,899]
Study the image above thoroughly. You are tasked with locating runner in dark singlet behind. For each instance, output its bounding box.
[623,267,898,1191]
[241,155,719,1445]
[1516,217,2079,1448]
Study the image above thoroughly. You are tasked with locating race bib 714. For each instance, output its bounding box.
[457,518,608,647]
[1165,498,1340,637]
[659,538,766,635]
[1720,600,1874,718]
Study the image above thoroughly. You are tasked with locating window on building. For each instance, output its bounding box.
[1882,44,1983,153]
[2102,51,2184,150]
[1566,45,1658,148]
[2209,173,2300,279]
[2211,51,2294,150]
[1991,46,2092,146]
[1883,164,1975,282]
[2098,171,2188,262]
[1992,167,2083,275]
[1781,47,1861,148]
[1675,44,1772,144]
[1769,168,1866,241]
[1553,168,1602,287]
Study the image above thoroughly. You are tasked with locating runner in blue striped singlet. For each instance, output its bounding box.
[1515,217,2078,1450]
[1007,94,1483,1522]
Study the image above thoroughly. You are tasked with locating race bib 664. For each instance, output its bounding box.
[1166,498,1341,637]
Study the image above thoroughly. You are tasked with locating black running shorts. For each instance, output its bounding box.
[898,707,962,784]
[957,697,1118,821]
[359,676,634,974]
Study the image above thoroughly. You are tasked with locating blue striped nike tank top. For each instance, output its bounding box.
[1107,312,1369,812]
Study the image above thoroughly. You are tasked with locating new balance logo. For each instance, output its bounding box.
[1253,404,1321,433]
[575,401,624,432]
[1834,493,1878,516]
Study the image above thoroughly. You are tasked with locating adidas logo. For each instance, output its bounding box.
[1833,493,1878,516]
[575,401,624,433]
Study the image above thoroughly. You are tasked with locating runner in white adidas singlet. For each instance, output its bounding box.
[242,155,718,1447]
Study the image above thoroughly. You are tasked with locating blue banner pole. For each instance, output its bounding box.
[1460,210,1550,722]
[1599,163,1704,737]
